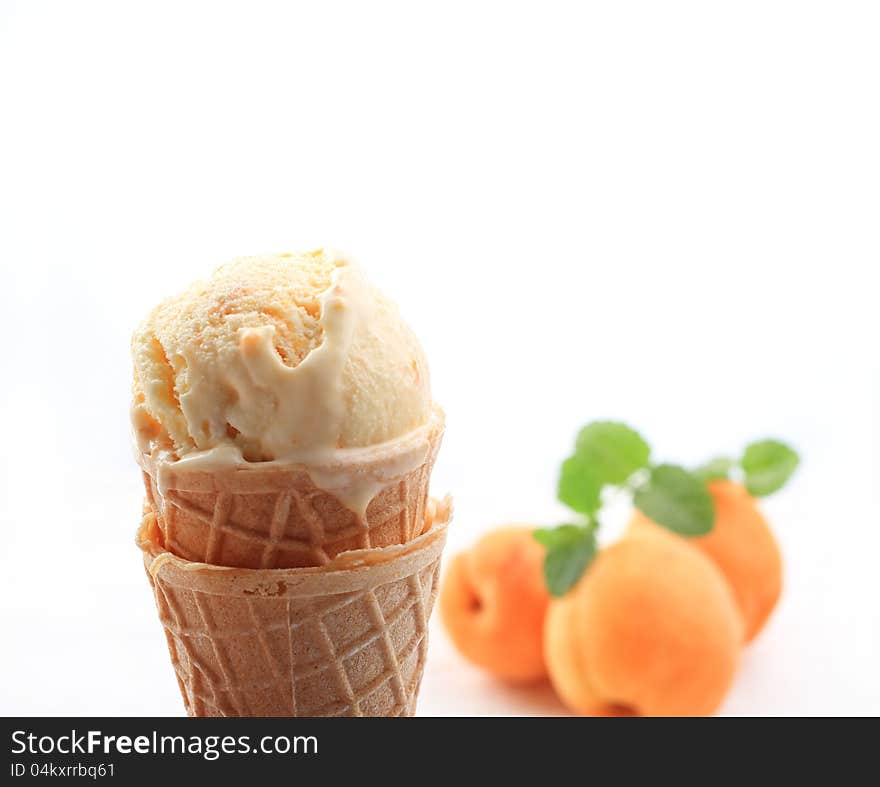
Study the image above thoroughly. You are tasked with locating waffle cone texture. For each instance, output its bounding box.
[138,499,450,717]
[138,411,444,569]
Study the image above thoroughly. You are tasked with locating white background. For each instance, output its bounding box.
[1,1,878,716]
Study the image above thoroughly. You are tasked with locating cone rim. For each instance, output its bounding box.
[136,404,445,483]
[138,496,451,598]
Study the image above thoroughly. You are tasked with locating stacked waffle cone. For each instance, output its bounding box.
[133,250,449,717]
[137,417,449,717]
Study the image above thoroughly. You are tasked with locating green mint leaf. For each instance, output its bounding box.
[633,464,716,536]
[557,454,602,514]
[693,456,734,482]
[534,524,582,549]
[534,525,597,597]
[741,439,800,496]
[575,421,651,485]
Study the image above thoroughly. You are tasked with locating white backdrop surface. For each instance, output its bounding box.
[0,0,878,715]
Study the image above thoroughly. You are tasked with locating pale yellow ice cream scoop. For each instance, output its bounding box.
[131,249,432,464]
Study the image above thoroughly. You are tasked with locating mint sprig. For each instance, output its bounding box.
[633,464,715,536]
[691,439,800,497]
[693,456,734,482]
[537,421,800,597]
[557,455,601,515]
[534,524,597,597]
[741,439,800,497]
[575,421,651,485]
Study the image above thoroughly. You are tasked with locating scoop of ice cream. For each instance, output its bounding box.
[131,249,431,462]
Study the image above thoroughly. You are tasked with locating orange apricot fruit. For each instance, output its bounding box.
[440,527,550,682]
[629,480,782,643]
[544,525,742,716]
[543,593,598,713]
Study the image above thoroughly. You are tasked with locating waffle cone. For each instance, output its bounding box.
[137,498,450,717]
[138,410,444,569]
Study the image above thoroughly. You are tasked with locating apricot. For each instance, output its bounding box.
[630,480,782,643]
[440,527,550,682]
[544,526,741,716]
[544,594,597,713]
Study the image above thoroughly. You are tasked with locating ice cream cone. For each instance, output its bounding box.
[139,409,444,569]
[137,497,450,717]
